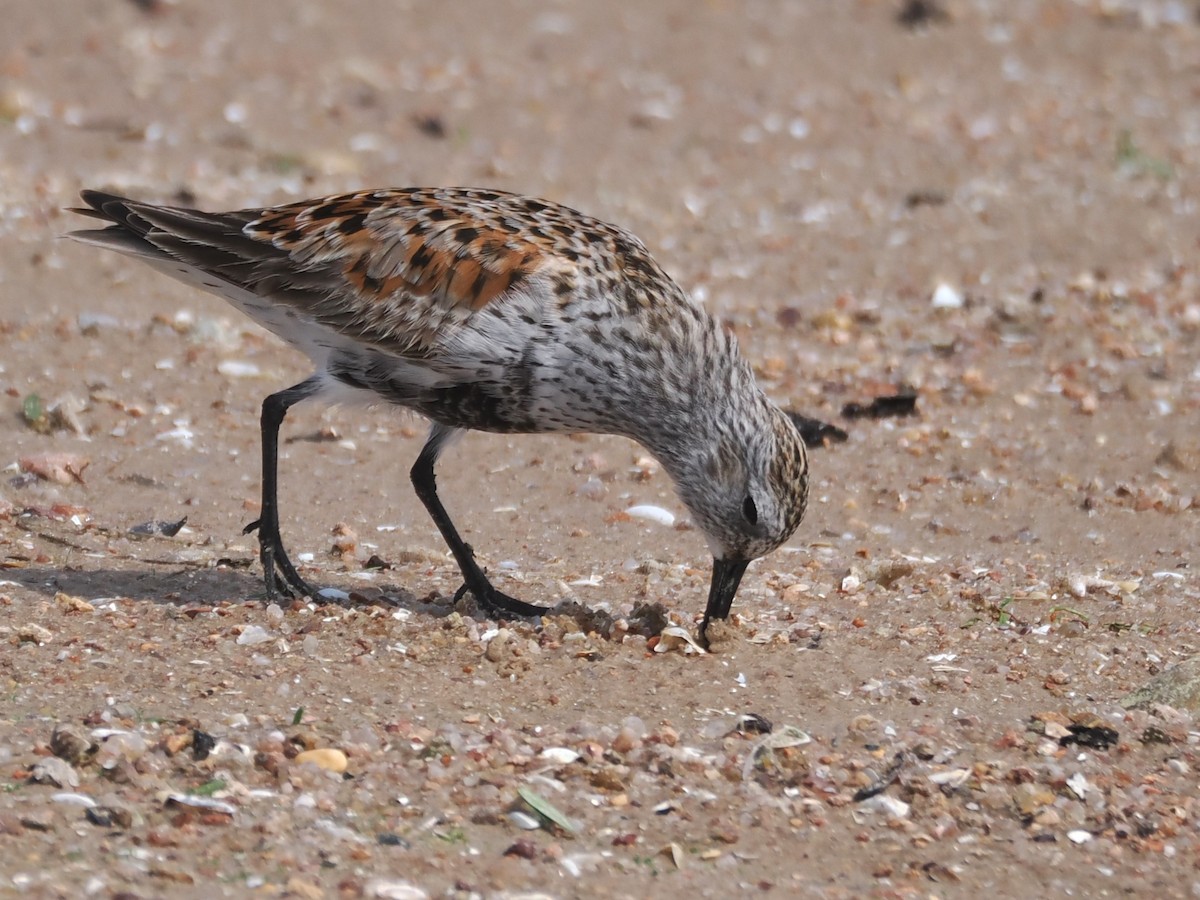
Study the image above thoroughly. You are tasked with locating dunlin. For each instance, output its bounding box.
[70,188,809,642]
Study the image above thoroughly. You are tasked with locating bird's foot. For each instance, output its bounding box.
[243,518,318,601]
[453,580,550,619]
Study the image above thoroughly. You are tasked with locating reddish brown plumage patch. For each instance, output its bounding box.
[250,189,557,313]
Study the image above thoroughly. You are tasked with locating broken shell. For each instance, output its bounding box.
[928,768,972,788]
[30,756,79,788]
[165,793,237,815]
[19,452,90,484]
[93,730,147,769]
[654,626,706,655]
[128,516,188,539]
[1066,772,1091,800]
[742,725,812,781]
[863,795,910,819]
[236,624,274,646]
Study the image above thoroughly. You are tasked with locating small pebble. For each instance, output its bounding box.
[294,748,349,774]
[216,359,260,377]
[19,810,57,832]
[1013,783,1056,815]
[931,282,964,309]
[54,592,94,613]
[611,727,641,755]
[17,623,53,644]
[508,810,542,831]
[50,724,96,764]
[504,838,539,859]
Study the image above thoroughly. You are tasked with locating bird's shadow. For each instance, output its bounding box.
[8,556,650,644]
[3,561,446,616]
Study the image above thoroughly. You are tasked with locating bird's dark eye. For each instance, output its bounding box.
[742,495,759,526]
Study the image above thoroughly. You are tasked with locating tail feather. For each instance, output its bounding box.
[73,189,149,229]
[66,189,434,365]
[66,223,158,257]
[68,191,166,260]
[67,190,351,361]
[67,191,290,292]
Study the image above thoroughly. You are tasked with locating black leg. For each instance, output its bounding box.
[242,378,321,601]
[410,425,549,619]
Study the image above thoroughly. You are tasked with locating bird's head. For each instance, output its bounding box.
[668,401,809,644]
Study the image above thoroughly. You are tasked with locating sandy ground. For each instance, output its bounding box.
[1,1,1199,897]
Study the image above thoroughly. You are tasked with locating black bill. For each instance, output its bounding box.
[700,556,750,645]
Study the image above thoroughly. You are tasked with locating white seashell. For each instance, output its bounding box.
[363,880,429,900]
[155,425,194,446]
[89,728,133,740]
[625,505,676,527]
[539,747,581,765]
[51,792,97,807]
[560,856,582,877]
[507,810,541,831]
[216,360,260,378]
[1068,574,1113,598]
[931,282,964,309]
